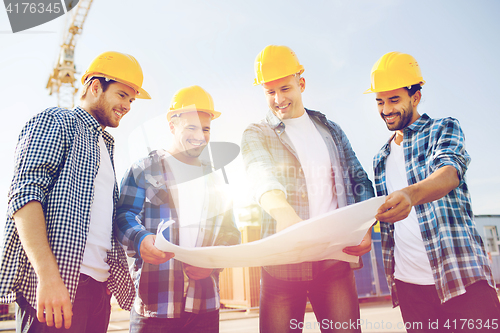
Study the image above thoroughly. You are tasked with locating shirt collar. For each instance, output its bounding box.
[73,106,114,144]
[380,113,431,155]
[265,108,322,129]
[74,106,102,132]
[265,109,283,129]
[405,113,431,133]
[156,149,212,174]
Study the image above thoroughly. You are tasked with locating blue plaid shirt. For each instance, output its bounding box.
[115,150,240,318]
[0,107,135,310]
[373,113,495,305]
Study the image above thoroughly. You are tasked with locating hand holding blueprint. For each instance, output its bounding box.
[154,196,385,269]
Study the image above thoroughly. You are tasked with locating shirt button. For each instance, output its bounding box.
[277,130,281,134]
[302,194,306,198]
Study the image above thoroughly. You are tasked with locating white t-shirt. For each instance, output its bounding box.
[165,153,205,248]
[283,112,337,218]
[80,134,114,282]
[385,139,434,285]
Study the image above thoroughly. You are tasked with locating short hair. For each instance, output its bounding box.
[80,77,115,99]
[405,84,422,97]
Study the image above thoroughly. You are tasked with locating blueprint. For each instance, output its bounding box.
[154,196,386,268]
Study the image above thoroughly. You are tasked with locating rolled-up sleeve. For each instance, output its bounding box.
[429,118,470,186]
[7,112,65,218]
[241,124,287,204]
[115,164,152,258]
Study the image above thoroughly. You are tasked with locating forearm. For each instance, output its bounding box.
[13,201,61,281]
[115,212,152,257]
[242,126,288,204]
[376,165,460,223]
[116,170,149,256]
[260,190,302,232]
[402,165,459,206]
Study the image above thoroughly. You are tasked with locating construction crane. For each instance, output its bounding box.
[46,0,94,109]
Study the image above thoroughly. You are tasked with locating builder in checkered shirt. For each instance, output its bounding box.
[115,85,240,333]
[242,45,375,333]
[368,52,500,332]
[0,51,150,332]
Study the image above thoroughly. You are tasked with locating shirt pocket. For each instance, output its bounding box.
[411,145,432,182]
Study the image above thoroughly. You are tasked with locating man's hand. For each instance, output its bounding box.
[343,230,372,256]
[36,276,72,329]
[375,190,412,223]
[140,234,174,265]
[183,263,213,280]
[12,201,73,328]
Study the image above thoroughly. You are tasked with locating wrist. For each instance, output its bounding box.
[36,264,63,283]
[401,186,416,207]
[136,231,155,258]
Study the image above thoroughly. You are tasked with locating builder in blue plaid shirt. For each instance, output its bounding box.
[368,52,500,332]
[0,51,150,332]
[242,45,375,333]
[115,85,240,333]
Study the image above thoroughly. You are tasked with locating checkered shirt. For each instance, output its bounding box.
[373,113,495,305]
[0,106,135,310]
[241,108,374,281]
[115,149,241,318]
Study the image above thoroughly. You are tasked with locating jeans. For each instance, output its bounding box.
[259,261,361,333]
[16,274,111,333]
[395,279,500,333]
[130,307,219,333]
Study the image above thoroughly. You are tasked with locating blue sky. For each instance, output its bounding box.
[1,0,499,239]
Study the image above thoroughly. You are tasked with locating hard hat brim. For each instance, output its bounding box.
[167,108,221,121]
[253,68,304,86]
[82,74,151,99]
[363,80,425,95]
[136,86,151,99]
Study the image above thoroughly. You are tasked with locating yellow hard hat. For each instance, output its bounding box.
[364,52,425,94]
[81,51,151,99]
[253,45,304,86]
[167,85,221,121]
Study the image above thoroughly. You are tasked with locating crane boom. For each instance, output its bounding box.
[46,0,94,109]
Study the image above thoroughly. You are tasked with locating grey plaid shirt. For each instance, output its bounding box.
[0,107,135,310]
[241,109,374,281]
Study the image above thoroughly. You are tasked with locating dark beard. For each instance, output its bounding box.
[384,102,414,131]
